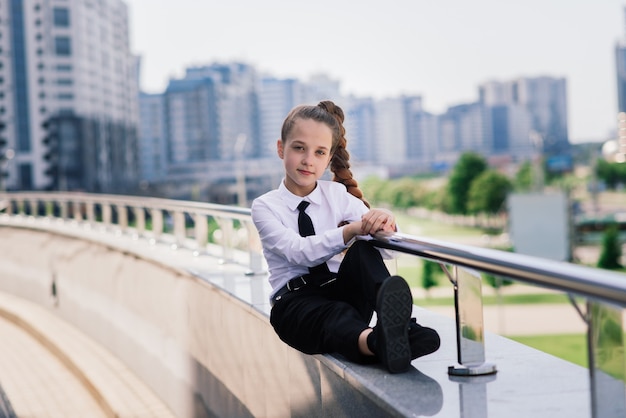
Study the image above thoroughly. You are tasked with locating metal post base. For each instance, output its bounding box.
[448,362,497,376]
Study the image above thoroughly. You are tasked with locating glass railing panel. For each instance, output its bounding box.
[588,301,626,417]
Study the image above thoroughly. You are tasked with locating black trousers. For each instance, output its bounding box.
[269,240,391,363]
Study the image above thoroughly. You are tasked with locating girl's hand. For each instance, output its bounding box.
[360,208,396,235]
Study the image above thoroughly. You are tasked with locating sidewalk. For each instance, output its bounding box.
[0,291,175,418]
[424,303,588,336]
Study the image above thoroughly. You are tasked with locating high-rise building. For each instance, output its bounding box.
[616,7,626,114]
[181,63,260,161]
[479,81,533,158]
[342,96,377,164]
[164,76,219,165]
[517,77,569,156]
[258,77,303,158]
[0,0,139,192]
[406,108,439,169]
[479,77,569,159]
[439,103,492,157]
[373,98,408,166]
[138,92,166,183]
[300,74,341,104]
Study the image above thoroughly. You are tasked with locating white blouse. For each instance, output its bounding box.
[252,179,376,296]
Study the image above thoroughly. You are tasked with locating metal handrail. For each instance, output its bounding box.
[1,191,625,305]
[371,232,626,307]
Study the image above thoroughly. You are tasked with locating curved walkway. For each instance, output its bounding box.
[0,292,175,418]
[0,315,106,417]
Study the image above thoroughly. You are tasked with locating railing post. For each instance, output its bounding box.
[16,199,24,215]
[587,301,626,417]
[244,220,264,275]
[117,205,128,232]
[102,203,112,228]
[150,209,163,240]
[173,211,185,247]
[134,207,145,235]
[60,200,69,220]
[73,201,82,221]
[216,217,234,263]
[443,265,497,376]
[5,197,13,215]
[194,213,208,249]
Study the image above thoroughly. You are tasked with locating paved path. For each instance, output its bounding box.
[0,315,107,417]
[425,303,587,336]
[0,292,176,418]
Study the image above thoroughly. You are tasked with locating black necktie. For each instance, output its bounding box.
[297,201,331,276]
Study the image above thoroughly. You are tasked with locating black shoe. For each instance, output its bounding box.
[372,275,412,373]
[408,318,441,359]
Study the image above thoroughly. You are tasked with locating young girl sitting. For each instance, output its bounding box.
[251,100,440,373]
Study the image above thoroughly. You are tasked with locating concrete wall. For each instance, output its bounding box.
[0,225,398,417]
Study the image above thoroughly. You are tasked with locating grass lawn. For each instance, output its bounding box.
[413,292,572,307]
[510,334,588,368]
[394,212,490,239]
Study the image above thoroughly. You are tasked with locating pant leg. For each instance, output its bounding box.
[270,287,370,362]
[269,240,392,363]
[333,240,391,322]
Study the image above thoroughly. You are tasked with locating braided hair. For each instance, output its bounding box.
[280,101,370,208]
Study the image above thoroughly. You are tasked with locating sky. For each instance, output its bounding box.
[126,0,626,143]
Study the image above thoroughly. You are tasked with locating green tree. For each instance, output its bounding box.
[595,159,626,190]
[597,224,623,270]
[361,176,388,205]
[467,170,512,214]
[421,260,439,296]
[387,178,425,209]
[515,160,534,191]
[446,152,487,214]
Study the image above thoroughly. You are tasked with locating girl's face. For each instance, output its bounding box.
[277,118,333,197]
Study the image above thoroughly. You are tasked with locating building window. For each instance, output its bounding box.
[56,79,73,86]
[56,64,72,72]
[53,8,70,27]
[58,93,74,100]
[54,37,71,56]
[19,163,33,190]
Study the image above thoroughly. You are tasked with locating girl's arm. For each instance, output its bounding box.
[252,199,347,267]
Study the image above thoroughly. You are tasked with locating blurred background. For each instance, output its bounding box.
[0,0,625,401]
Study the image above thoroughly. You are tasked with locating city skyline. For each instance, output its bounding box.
[126,0,625,144]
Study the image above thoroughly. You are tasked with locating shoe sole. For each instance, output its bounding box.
[376,276,412,373]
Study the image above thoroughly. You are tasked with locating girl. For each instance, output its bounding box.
[251,100,440,373]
